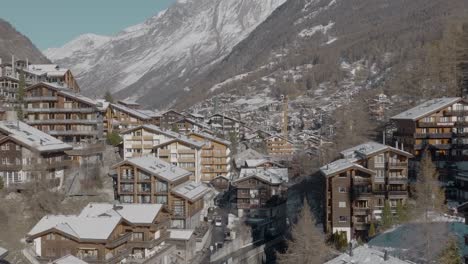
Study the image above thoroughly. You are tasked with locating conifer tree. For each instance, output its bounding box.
[438,238,462,264]
[381,200,393,229]
[277,199,329,264]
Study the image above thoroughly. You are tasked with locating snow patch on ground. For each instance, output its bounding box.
[299,21,335,38]
[210,72,252,92]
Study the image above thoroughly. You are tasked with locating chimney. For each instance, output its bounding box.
[11,55,15,76]
[382,131,386,145]
[400,142,404,151]
[395,141,398,148]
[384,250,389,261]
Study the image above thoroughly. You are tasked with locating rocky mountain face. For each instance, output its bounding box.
[0,19,49,64]
[44,0,287,106]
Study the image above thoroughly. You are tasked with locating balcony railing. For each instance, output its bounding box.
[418,122,454,128]
[26,119,98,125]
[353,207,371,215]
[414,143,452,150]
[48,130,98,136]
[24,96,58,102]
[387,162,408,168]
[388,190,408,197]
[25,108,96,113]
[414,133,453,139]
[106,232,132,248]
[388,177,408,184]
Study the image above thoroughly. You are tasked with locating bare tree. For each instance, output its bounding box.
[277,199,330,264]
[438,237,462,264]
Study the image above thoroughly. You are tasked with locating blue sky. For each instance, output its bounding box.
[0,0,175,50]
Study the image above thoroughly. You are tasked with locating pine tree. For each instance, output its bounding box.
[438,238,462,264]
[381,200,393,230]
[395,201,409,224]
[104,90,114,103]
[277,199,330,264]
[368,222,376,238]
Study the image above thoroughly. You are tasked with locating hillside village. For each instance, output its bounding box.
[0,0,468,263]
[0,48,467,264]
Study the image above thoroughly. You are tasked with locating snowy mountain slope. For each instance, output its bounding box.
[44,0,287,106]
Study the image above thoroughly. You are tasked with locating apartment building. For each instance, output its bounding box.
[232,168,288,213]
[207,114,244,136]
[170,117,211,134]
[188,131,231,182]
[24,82,103,143]
[0,121,72,187]
[105,103,154,134]
[320,141,413,242]
[26,203,176,264]
[113,156,209,229]
[392,97,468,159]
[160,110,184,129]
[24,64,81,92]
[265,135,295,158]
[153,137,205,183]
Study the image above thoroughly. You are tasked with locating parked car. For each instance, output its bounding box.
[215,216,223,227]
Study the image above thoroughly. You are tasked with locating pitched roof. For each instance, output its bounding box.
[244,159,283,168]
[0,121,72,153]
[27,215,122,240]
[111,103,151,120]
[391,97,462,121]
[172,181,210,201]
[189,131,231,146]
[79,203,163,224]
[137,109,162,118]
[340,141,413,162]
[235,148,267,168]
[0,247,7,259]
[26,64,68,77]
[115,156,191,183]
[25,82,97,106]
[236,168,289,185]
[209,113,244,124]
[320,159,376,177]
[153,137,205,149]
[53,255,89,264]
[171,117,211,129]
[168,229,194,240]
[324,245,412,264]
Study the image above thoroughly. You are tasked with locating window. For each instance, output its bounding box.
[131,232,144,241]
[338,187,347,193]
[339,216,348,222]
[156,181,168,192]
[339,202,346,208]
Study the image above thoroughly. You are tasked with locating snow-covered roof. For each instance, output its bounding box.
[26,64,68,77]
[118,99,140,106]
[340,141,413,161]
[172,181,209,201]
[324,245,413,264]
[27,215,121,240]
[187,113,204,119]
[111,103,151,120]
[79,203,163,224]
[116,156,192,183]
[53,255,89,264]
[171,117,211,129]
[0,121,72,153]
[0,247,7,259]
[59,90,98,106]
[189,131,231,146]
[153,136,205,149]
[320,159,374,177]
[137,109,162,118]
[245,159,282,168]
[235,148,267,168]
[391,97,461,121]
[236,168,288,185]
[122,125,203,148]
[168,229,194,240]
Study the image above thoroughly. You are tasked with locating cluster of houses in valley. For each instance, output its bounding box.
[2,54,468,263]
[0,57,295,263]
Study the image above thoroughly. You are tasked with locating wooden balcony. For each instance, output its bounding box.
[353,207,371,216]
[387,162,408,169]
[24,96,57,102]
[388,177,408,184]
[414,133,453,139]
[388,190,408,197]
[25,108,96,113]
[48,130,98,136]
[106,232,132,248]
[418,122,454,128]
[27,119,98,125]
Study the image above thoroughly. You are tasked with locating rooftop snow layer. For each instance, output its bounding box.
[237,168,288,184]
[320,159,362,176]
[122,156,192,182]
[79,203,163,224]
[28,215,121,240]
[0,247,7,259]
[391,97,461,121]
[324,245,413,264]
[340,141,412,161]
[0,121,72,153]
[189,131,231,146]
[172,181,209,201]
[111,103,151,120]
[53,255,89,264]
[168,229,194,240]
